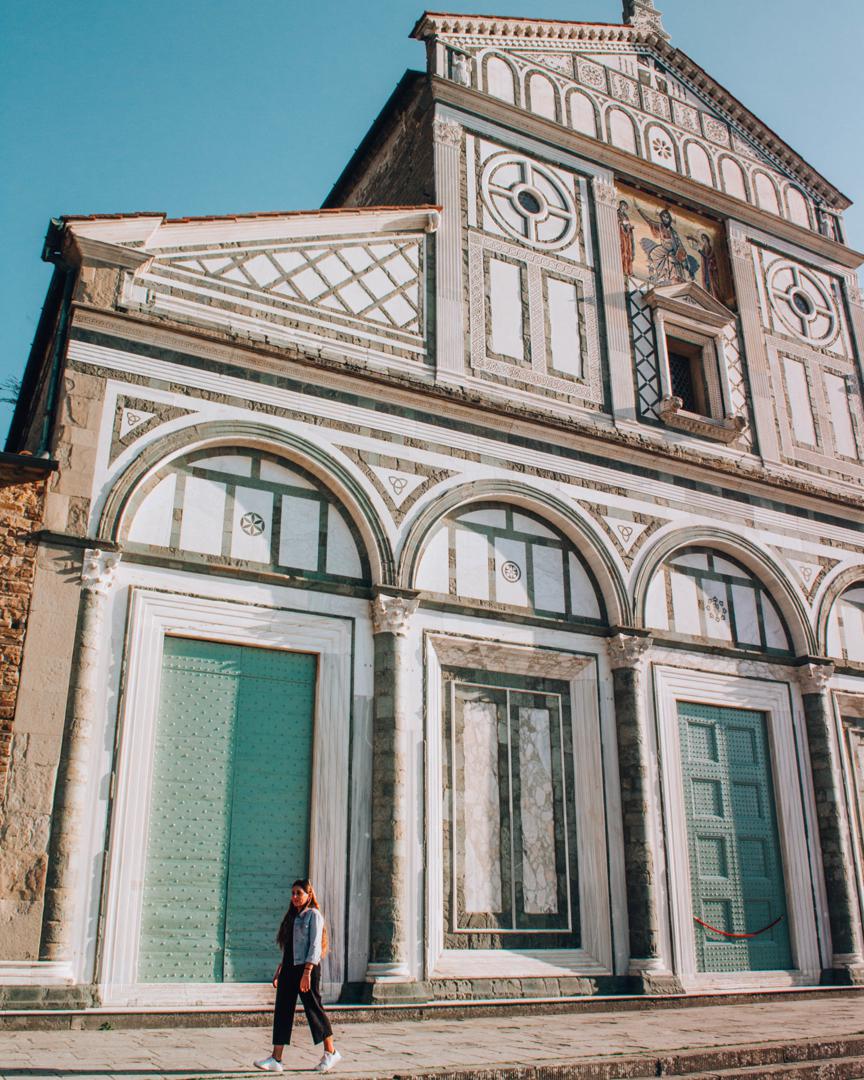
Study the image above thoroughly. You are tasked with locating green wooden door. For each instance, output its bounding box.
[138,637,316,983]
[678,702,792,973]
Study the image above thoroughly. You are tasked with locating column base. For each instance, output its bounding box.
[362,964,430,1004]
[627,958,684,995]
[821,955,864,986]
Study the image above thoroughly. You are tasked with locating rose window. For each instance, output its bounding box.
[767,262,838,344]
[481,153,580,249]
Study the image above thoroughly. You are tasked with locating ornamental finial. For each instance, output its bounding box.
[623,0,670,41]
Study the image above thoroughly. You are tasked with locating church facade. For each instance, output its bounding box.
[2,1,864,1007]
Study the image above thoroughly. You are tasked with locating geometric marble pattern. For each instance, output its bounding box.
[158,238,423,334]
[628,286,663,419]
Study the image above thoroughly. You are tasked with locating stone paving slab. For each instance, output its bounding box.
[1,999,863,1080]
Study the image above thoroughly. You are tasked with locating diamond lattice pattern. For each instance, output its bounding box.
[162,239,422,333]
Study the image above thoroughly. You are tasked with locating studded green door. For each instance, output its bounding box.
[138,637,316,982]
[678,702,792,972]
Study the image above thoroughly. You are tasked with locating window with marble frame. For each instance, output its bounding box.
[645,548,792,654]
[124,448,369,583]
[441,666,580,950]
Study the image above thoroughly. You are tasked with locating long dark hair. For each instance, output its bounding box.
[276,878,329,957]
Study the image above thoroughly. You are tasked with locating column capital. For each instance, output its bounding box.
[432,117,462,148]
[591,176,619,208]
[797,660,835,695]
[729,236,752,262]
[607,631,653,669]
[81,548,121,594]
[370,591,420,637]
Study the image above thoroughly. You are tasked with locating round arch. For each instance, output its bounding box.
[816,563,864,656]
[397,480,629,626]
[98,419,394,585]
[632,526,815,655]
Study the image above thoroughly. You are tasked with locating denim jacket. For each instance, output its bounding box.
[292,906,324,966]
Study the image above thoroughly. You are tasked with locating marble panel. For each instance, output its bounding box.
[259,460,316,488]
[230,486,273,563]
[279,495,321,571]
[568,553,601,620]
[194,455,253,477]
[760,594,789,651]
[546,277,582,378]
[494,537,529,607]
[455,528,490,601]
[645,571,669,630]
[325,505,363,578]
[518,707,558,915]
[730,584,761,647]
[783,357,817,446]
[489,259,525,360]
[459,509,508,528]
[415,525,450,594]
[179,476,227,556]
[670,571,701,636]
[128,474,176,548]
[700,578,733,643]
[824,372,857,458]
[461,700,503,914]
[531,545,566,613]
[511,512,556,538]
[528,73,557,121]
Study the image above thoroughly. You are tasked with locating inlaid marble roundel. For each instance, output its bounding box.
[767,261,838,345]
[481,152,579,250]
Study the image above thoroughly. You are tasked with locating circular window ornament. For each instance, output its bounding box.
[500,560,522,583]
[767,261,838,344]
[481,153,580,250]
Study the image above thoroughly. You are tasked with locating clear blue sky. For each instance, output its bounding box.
[2,0,862,441]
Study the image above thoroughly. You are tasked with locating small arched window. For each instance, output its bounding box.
[645,547,791,653]
[415,503,603,622]
[124,448,368,581]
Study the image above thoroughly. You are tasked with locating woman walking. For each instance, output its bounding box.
[255,879,341,1073]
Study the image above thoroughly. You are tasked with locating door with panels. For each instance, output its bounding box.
[138,637,317,983]
[678,702,792,972]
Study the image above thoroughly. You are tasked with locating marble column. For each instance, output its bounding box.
[797,661,864,984]
[591,176,638,421]
[433,115,465,380]
[608,632,680,992]
[41,548,121,962]
[365,589,420,998]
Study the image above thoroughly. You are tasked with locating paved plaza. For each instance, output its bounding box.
[1,995,864,1079]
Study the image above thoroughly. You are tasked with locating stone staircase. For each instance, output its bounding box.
[389,1036,864,1079]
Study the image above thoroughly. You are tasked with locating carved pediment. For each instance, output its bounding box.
[644,282,736,328]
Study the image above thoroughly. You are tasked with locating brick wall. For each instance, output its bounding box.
[0,459,50,806]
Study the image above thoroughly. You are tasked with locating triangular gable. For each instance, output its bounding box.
[413,12,847,219]
[644,281,736,326]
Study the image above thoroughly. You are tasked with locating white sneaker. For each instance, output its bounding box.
[254,1056,284,1072]
[315,1049,342,1072]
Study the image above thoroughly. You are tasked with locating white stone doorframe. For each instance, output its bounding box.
[652,665,822,989]
[97,587,353,1006]
[424,632,617,981]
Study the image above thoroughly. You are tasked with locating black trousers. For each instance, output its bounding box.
[273,963,332,1046]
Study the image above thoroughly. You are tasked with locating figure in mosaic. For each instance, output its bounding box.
[636,203,698,285]
[618,200,635,279]
[687,231,722,299]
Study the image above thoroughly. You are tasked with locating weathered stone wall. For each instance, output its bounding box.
[0,542,83,959]
[0,469,47,801]
[0,464,49,954]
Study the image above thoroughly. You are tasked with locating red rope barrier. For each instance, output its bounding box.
[693,914,783,940]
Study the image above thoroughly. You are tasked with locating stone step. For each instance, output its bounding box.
[1,984,862,1029]
[633,1056,864,1080]
[382,1039,864,1080]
